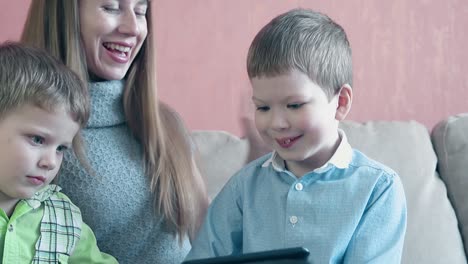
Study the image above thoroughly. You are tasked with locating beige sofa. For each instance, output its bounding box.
[192,113,468,264]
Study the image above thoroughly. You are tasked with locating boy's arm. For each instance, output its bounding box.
[68,222,118,264]
[185,175,243,261]
[343,173,407,263]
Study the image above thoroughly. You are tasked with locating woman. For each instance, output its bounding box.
[21,0,209,263]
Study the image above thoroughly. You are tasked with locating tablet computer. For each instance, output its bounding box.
[182,247,310,264]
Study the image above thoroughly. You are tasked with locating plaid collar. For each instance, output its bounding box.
[24,184,62,209]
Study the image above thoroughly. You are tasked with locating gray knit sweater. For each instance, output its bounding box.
[59,80,190,264]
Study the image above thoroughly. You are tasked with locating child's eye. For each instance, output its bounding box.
[256,106,270,112]
[56,145,69,153]
[30,135,44,145]
[287,103,305,109]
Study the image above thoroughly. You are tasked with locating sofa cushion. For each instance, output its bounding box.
[432,113,468,257]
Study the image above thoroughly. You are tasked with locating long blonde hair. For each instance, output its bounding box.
[21,0,206,241]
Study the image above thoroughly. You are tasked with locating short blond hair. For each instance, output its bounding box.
[0,41,89,126]
[247,8,353,100]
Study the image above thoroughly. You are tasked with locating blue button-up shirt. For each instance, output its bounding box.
[187,131,407,263]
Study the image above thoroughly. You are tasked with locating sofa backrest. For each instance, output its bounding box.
[341,120,466,263]
[192,117,467,264]
[193,130,249,198]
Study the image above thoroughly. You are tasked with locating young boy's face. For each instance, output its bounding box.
[0,104,79,204]
[251,69,342,174]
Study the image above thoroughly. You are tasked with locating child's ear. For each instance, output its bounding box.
[335,84,352,121]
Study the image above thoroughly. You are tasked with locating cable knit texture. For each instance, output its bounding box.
[59,80,190,264]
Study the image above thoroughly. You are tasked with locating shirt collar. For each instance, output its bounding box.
[262,129,352,172]
[23,184,61,209]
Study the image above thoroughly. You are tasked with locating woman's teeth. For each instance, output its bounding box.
[103,43,131,53]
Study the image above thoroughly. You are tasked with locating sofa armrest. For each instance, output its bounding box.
[432,113,468,258]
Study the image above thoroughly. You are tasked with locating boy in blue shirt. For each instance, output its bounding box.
[187,8,407,263]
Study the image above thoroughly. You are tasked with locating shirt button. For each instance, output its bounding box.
[295,183,303,191]
[290,216,298,224]
[8,224,13,232]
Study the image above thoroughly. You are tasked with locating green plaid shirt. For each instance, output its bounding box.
[0,185,118,263]
[28,185,82,263]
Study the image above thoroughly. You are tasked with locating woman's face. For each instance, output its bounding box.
[79,0,148,80]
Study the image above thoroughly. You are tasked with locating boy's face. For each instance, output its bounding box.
[0,104,79,204]
[251,70,342,174]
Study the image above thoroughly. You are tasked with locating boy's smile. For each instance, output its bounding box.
[276,135,302,148]
[251,69,351,177]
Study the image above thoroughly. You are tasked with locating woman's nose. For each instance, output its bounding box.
[118,11,140,36]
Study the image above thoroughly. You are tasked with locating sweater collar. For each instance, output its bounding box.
[87,80,126,128]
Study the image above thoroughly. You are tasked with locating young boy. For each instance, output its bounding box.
[187,8,407,263]
[0,42,117,263]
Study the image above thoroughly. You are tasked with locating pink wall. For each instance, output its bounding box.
[2,0,467,136]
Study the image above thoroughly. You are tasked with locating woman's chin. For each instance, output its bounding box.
[89,69,127,82]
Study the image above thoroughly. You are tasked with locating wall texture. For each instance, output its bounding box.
[2,0,467,136]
